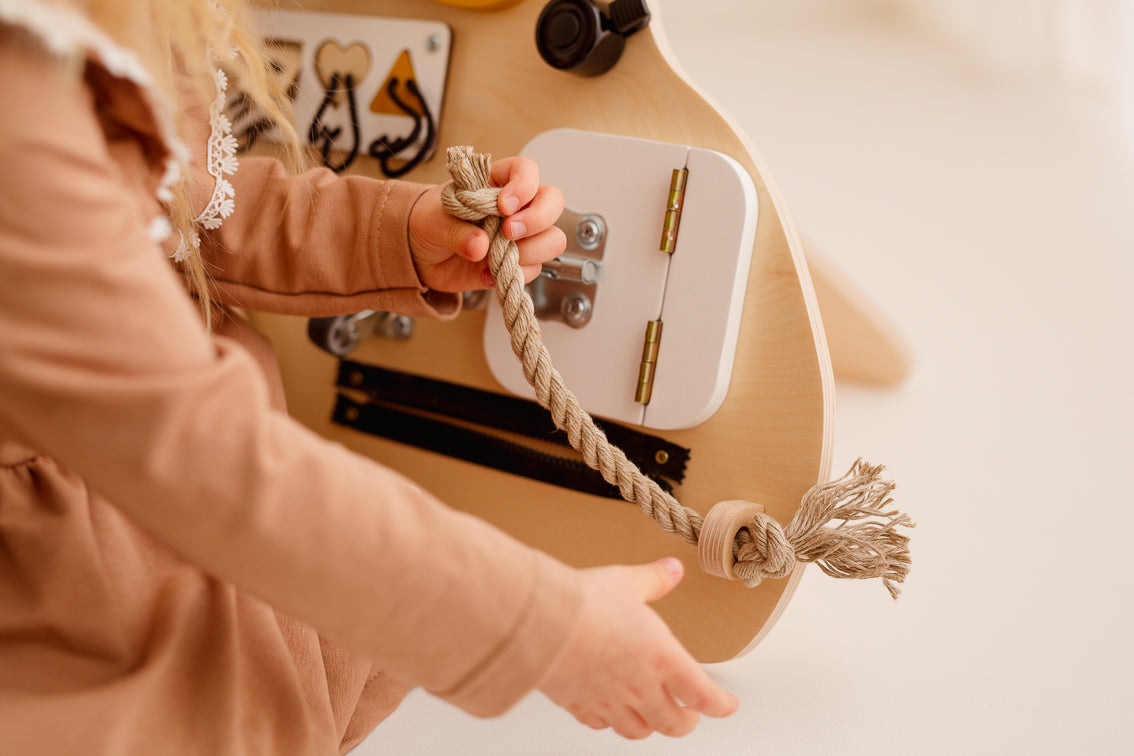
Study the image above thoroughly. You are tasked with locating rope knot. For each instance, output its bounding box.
[440,185,502,223]
[698,500,795,585]
[698,461,913,596]
[733,514,795,582]
[441,146,503,223]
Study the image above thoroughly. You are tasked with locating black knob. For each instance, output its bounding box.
[535,0,650,77]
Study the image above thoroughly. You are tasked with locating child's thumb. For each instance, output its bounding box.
[632,557,684,603]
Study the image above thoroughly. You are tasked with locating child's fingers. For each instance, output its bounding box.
[608,706,652,740]
[665,664,739,718]
[452,223,488,261]
[519,263,543,284]
[490,156,540,214]
[515,225,567,267]
[436,231,560,291]
[622,558,684,604]
[479,266,497,289]
[636,688,701,738]
[503,184,565,241]
[576,712,610,731]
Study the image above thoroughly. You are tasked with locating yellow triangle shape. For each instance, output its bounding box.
[369,49,420,116]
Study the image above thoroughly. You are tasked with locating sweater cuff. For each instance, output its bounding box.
[432,549,584,717]
[373,180,460,320]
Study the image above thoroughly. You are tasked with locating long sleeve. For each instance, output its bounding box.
[0,34,579,718]
[197,156,461,319]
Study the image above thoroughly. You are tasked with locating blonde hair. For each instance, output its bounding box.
[86,0,301,328]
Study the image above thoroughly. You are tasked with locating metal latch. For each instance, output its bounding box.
[307,310,414,356]
[529,208,607,328]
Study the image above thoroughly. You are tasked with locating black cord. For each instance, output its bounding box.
[307,72,362,173]
[367,77,435,178]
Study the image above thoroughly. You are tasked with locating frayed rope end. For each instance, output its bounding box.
[794,459,915,598]
[731,459,915,598]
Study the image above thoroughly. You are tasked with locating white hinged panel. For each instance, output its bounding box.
[483,128,757,430]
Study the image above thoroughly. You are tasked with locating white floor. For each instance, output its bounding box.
[356,3,1134,753]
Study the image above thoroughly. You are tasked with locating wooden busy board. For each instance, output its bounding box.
[246,0,834,662]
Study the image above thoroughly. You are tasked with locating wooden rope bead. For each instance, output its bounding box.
[698,500,766,580]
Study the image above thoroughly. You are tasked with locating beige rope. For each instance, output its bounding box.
[443,146,913,597]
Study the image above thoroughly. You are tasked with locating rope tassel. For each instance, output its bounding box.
[731,460,913,597]
[442,146,914,597]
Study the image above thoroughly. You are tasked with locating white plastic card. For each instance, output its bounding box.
[483,129,758,430]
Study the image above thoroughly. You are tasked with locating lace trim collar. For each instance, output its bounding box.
[0,0,191,218]
[173,66,239,262]
[0,0,240,257]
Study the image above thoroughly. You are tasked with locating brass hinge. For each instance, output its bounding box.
[659,168,688,254]
[635,319,663,405]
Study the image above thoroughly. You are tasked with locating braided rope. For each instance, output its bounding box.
[443,146,913,595]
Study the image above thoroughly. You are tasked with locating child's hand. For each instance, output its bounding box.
[539,558,740,739]
[408,156,566,292]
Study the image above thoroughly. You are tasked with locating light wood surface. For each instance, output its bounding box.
[434,0,523,9]
[804,234,914,385]
[248,0,834,661]
[347,7,1134,751]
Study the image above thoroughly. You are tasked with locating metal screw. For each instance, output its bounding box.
[425,34,441,53]
[575,215,605,250]
[561,291,592,328]
[329,320,357,355]
[345,406,360,422]
[349,371,364,387]
[388,314,414,340]
[654,449,670,465]
[462,289,489,310]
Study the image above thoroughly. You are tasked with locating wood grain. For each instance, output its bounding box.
[248,0,834,661]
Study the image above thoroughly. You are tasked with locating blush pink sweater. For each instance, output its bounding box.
[0,12,582,755]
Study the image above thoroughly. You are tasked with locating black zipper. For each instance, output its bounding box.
[332,361,690,497]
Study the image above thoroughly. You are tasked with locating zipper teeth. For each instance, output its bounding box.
[366,386,567,447]
[334,392,675,497]
[333,394,626,499]
[371,388,679,489]
[435,417,674,494]
[337,360,686,485]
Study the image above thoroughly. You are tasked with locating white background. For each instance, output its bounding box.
[357,1,1134,753]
